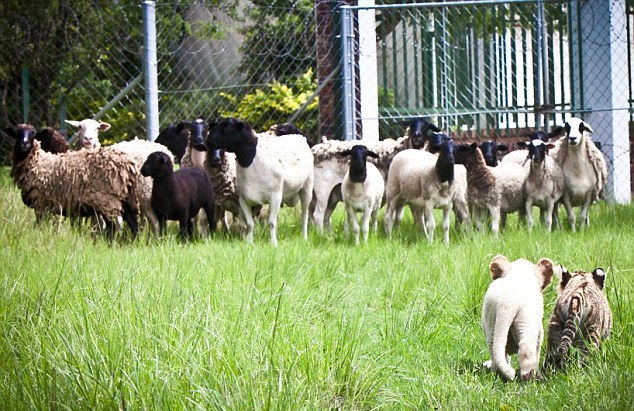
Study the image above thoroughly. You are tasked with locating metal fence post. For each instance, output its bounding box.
[340,5,356,141]
[143,1,159,141]
[22,68,30,123]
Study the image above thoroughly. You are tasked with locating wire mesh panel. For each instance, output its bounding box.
[342,1,570,139]
[336,0,631,200]
[155,1,320,138]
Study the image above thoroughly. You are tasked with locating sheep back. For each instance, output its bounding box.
[238,134,313,205]
[12,140,139,221]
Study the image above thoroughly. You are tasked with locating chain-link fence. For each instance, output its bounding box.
[330,0,632,201]
[1,0,631,200]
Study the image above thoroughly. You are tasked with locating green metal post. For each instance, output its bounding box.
[22,68,29,123]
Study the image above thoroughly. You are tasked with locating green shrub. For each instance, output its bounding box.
[219,68,319,137]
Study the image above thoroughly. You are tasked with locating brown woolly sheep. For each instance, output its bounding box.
[7,124,140,237]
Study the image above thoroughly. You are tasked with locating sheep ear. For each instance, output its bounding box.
[546,143,556,150]
[430,123,441,132]
[549,125,565,139]
[536,258,554,291]
[469,142,478,149]
[65,120,80,128]
[338,150,352,157]
[489,255,510,280]
[98,122,111,132]
[497,144,508,152]
[3,127,18,139]
[581,121,594,134]
[592,268,606,289]
[367,150,379,158]
[517,141,528,148]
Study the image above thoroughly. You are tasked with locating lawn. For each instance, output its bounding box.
[0,167,632,410]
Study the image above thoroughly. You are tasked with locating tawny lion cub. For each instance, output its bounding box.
[481,255,556,381]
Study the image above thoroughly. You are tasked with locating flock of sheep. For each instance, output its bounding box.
[5,115,607,244]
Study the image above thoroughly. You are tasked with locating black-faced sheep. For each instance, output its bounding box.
[551,117,608,231]
[501,130,550,166]
[479,141,508,167]
[338,145,384,245]
[140,151,215,240]
[207,118,314,246]
[519,139,564,232]
[155,123,190,164]
[310,117,441,232]
[7,124,140,237]
[384,135,469,244]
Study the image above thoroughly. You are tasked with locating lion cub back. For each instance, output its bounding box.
[546,267,612,369]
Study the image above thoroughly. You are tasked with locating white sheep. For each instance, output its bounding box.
[310,117,441,232]
[455,143,528,234]
[207,118,314,246]
[384,136,469,244]
[551,117,608,231]
[520,139,564,232]
[66,119,111,150]
[338,145,384,245]
[8,124,140,237]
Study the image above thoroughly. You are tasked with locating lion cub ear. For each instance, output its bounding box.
[535,258,554,291]
[592,268,607,289]
[489,255,510,280]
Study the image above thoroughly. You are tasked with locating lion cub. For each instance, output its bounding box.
[545,266,612,369]
[481,255,556,381]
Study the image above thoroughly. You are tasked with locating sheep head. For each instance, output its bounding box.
[406,117,441,149]
[141,151,174,179]
[66,119,111,149]
[564,117,593,146]
[479,141,508,167]
[6,124,36,162]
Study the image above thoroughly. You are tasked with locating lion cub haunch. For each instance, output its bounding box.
[545,267,612,370]
[481,255,556,381]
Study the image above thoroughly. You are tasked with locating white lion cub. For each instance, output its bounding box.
[481,255,557,381]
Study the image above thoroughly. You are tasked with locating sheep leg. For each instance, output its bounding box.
[544,201,555,232]
[203,202,216,235]
[299,187,312,241]
[525,199,535,232]
[441,205,452,245]
[562,195,577,232]
[346,205,360,245]
[360,206,372,244]
[423,204,435,243]
[312,183,337,233]
[323,185,342,232]
[488,205,501,236]
[579,195,593,229]
[453,199,470,232]
[383,202,394,239]
[267,192,283,247]
[370,204,379,233]
[121,206,139,238]
[238,196,256,244]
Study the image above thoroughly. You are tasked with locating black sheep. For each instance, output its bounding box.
[35,127,70,154]
[155,123,189,164]
[140,151,216,240]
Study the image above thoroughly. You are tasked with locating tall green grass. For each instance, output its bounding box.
[0,167,632,410]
